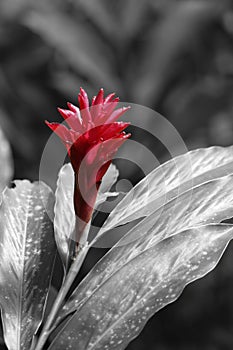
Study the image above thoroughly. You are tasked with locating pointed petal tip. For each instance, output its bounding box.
[79,87,89,98]
[57,107,64,114]
[57,107,73,120]
[98,88,104,96]
[67,102,80,113]
[94,88,104,105]
[91,96,96,106]
[116,121,131,128]
[104,92,116,104]
[78,88,90,110]
[45,120,54,128]
[67,102,73,110]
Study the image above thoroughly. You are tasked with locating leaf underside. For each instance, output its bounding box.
[54,163,75,270]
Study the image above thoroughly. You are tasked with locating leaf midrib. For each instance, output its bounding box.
[52,225,232,350]
[16,186,32,350]
[86,226,233,350]
[96,150,233,239]
[61,175,233,323]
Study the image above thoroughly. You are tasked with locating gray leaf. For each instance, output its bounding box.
[95,164,119,208]
[54,163,120,269]
[97,146,233,240]
[56,174,233,323]
[54,164,75,270]
[0,180,56,350]
[48,224,233,350]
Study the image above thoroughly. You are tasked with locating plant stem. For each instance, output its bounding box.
[30,336,38,350]
[34,242,90,350]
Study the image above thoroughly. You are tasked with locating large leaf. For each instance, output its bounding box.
[0,180,56,350]
[49,224,233,350]
[56,174,233,323]
[96,146,233,240]
[0,127,13,193]
[54,163,120,269]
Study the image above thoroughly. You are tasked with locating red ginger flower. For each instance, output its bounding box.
[46,88,130,241]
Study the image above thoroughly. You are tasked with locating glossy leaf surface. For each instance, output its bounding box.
[95,163,119,208]
[0,180,55,350]
[57,174,233,321]
[97,146,233,239]
[49,224,233,350]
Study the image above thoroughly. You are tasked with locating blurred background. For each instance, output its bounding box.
[1,0,233,349]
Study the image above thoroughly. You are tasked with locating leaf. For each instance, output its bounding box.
[43,285,58,323]
[54,163,75,270]
[55,173,233,325]
[95,164,119,208]
[48,224,233,350]
[54,163,120,269]
[96,146,233,241]
[0,127,13,193]
[0,180,56,350]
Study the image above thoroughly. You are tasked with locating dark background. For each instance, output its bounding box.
[1,0,233,349]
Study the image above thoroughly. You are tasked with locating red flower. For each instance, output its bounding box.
[46,88,130,241]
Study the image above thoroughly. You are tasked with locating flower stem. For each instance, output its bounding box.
[34,243,90,350]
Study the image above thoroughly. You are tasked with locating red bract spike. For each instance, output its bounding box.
[105,106,131,124]
[57,108,81,130]
[112,97,120,103]
[100,98,120,123]
[78,94,85,111]
[45,121,72,153]
[78,87,90,110]
[104,92,116,104]
[67,102,83,125]
[90,88,105,122]
[101,122,130,140]
[93,88,104,105]
[45,88,131,241]
[67,102,77,112]
[96,160,112,184]
[80,109,93,130]
[91,96,96,106]
[45,121,71,141]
